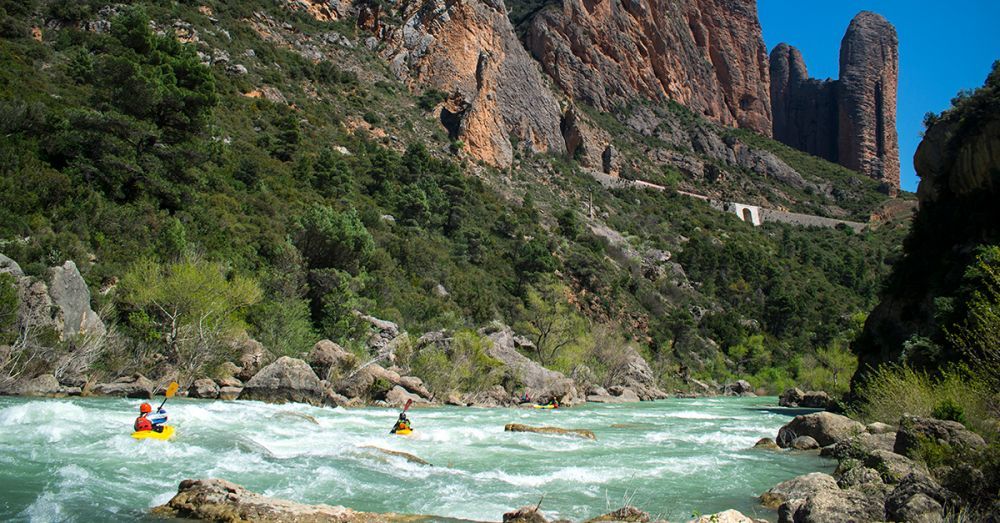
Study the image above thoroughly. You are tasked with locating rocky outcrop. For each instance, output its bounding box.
[722,379,754,396]
[770,12,899,191]
[776,412,865,448]
[688,510,765,523]
[188,378,220,399]
[0,254,22,278]
[526,0,772,136]
[481,325,583,405]
[308,339,356,381]
[12,258,105,341]
[893,416,986,458]
[239,356,325,406]
[504,423,596,440]
[367,0,564,168]
[787,487,887,523]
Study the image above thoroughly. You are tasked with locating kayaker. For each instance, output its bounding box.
[546,398,559,408]
[390,412,411,434]
[134,402,168,433]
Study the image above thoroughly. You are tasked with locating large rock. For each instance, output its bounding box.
[722,380,754,396]
[482,325,582,405]
[760,472,838,509]
[894,416,986,458]
[308,340,356,380]
[821,431,897,461]
[587,506,650,522]
[790,436,819,450]
[92,374,154,398]
[384,386,428,408]
[0,253,22,278]
[47,261,106,339]
[188,378,220,399]
[526,0,772,135]
[239,357,324,406]
[365,0,564,169]
[12,374,63,397]
[234,337,271,382]
[863,449,929,484]
[153,478,408,521]
[503,506,548,523]
[770,12,899,191]
[608,347,668,400]
[884,474,950,523]
[787,488,886,523]
[776,412,864,448]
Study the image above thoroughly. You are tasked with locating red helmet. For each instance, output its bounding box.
[139,403,152,414]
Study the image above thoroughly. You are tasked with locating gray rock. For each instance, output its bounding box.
[0,254,22,278]
[14,374,62,397]
[503,506,548,523]
[777,412,865,448]
[385,386,427,408]
[754,437,781,450]
[92,374,153,398]
[894,416,986,458]
[779,387,805,407]
[791,436,820,450]
[308,340,355,380]
[218,386,242,401]
[608,347,668,400]
[863,449,929,484]
[837,466,883,489]
[761,472,838,509]
[46,261,105,339]
[235,337,271,381]
[866,421,895,434]
[482,325,582,405]
[885,473,950,523]
[822,432,897,460]
[188,378,219,399]
[790,487,886,523]
[239,356,324,406]
[155,479,366,520]
[723,379,754,396]
[227,63,248,75]
[688,509,767,523]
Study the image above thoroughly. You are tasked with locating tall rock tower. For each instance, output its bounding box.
[769,11,899,193]
[838,12,900,190]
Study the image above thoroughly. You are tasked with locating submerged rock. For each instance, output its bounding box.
[504,423,596,440]
[753,437,781,451]
[361,446,432,466]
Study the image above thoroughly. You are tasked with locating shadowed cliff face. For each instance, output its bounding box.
[365,0,566,168]
[852,65,1000,388]
[770,12,899,193]
[525,0,772,136]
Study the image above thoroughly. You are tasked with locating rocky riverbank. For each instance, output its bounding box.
[154,478,768,523]
[759,411,989,522]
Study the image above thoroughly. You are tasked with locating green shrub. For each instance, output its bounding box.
[932,398,968,425]
[410,330,502,394]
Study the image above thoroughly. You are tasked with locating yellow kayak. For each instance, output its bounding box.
[392,428,413,436]
[131,425,175,440]
[533,405,557,409]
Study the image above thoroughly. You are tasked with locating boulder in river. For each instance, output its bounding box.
[753,437,781,450]
[308,340,356,381]
[722,380,754,396]
[384,385,429,408]
[790,436,820,450]
[894,416,986,458]
[504,423,596,440]
[12,374,64,397]
[779,388,833,409]
[784,487,886,523]
[761,472,838,509]
[361,446,432,466]
[239,356,324,406]
[776,412,864,448]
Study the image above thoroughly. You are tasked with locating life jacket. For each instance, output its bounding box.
[134,416,153,432]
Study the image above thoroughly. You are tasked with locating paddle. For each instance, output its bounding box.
[390,399,414,434]
[157,381,179,410]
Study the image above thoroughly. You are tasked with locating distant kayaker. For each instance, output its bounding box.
[134,402,168,433]
[390,412,411,434]
[546,398,559,408]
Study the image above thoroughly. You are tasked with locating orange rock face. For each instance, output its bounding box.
[525,0,772,136]
[370,0,566,168]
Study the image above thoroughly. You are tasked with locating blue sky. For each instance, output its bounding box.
[758,1,1000,192]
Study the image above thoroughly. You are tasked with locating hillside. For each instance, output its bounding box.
[0,0,909,398]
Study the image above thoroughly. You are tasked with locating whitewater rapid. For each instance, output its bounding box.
[0,396,831,522]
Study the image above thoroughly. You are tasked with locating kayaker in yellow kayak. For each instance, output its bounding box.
[133,402,168,433]
[390,412,411,434]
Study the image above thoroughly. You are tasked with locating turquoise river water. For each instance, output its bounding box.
[0,396,832,522]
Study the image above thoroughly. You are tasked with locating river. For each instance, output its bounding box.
[0,396,831,522]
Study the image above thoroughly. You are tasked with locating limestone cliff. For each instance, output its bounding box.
[770,12,899,192]
[852,64,1000,387]
[363,0,565,168]
[525,0,772,136]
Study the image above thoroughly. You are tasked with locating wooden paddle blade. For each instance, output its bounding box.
[165,381,179,398]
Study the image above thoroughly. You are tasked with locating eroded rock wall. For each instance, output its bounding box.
[769,12,899,192]
[367,0,565,168]
[525,0,772,136]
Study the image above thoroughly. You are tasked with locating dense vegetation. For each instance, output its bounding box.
[0,0,905,396]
